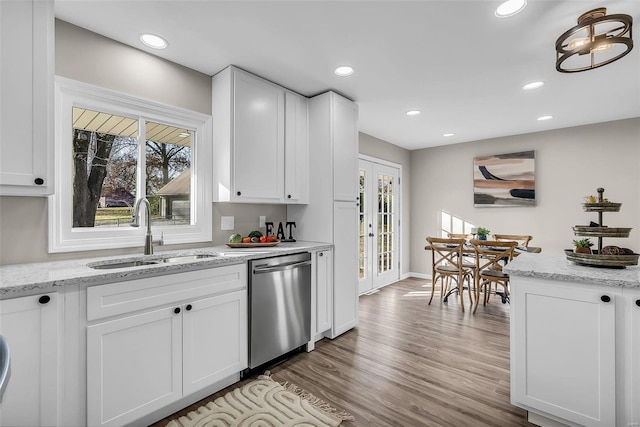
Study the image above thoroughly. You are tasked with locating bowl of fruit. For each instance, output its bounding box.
[226,230,279,247]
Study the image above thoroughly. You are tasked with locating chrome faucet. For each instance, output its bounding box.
[130,198,156,255]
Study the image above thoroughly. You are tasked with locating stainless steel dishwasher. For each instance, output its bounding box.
[248,252,311,369]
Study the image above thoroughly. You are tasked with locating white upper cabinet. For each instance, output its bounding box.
[284,91,309,204]
[212,66,308,204]
[331,95,359,202]
[0,0,54,196]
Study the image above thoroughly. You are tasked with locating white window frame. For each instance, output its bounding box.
[49,77,212,253]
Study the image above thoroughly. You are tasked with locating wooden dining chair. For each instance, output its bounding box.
[493,234,532,248]
[469,239,518,314]
[447,233,473,240]
[447,233,478,281]
[425,237,474,311]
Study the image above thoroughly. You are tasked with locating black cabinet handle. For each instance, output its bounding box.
[174,307,181,314]
[34,178,44,185]
[38,295,50,304]
[236,191,241,196]
[287,194,292,199]
[186,304,192,311]
[601,295,611,303]
[319,252,324,257]
[636,299,640,307]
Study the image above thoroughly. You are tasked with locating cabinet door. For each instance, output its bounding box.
[284,92,308,204]
[624,287,640,427]
[0,0,53,195]
[330,201,359,338]
[87,306,182,427]
[182,290,247,396]
[315,250,333,335]
[332,94,358,202]
[511,278,617,427]
[0,293,59,427]
[232,70,284,202]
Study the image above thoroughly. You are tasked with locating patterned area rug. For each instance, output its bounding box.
[166,373,354,427]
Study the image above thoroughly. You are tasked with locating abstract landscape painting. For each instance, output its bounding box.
[473,150,535,207]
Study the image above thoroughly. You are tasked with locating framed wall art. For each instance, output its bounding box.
[473,150,535,207]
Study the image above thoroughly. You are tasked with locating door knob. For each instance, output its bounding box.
[186,304,192,311]
[636,299,640,307]
[600,295,611,303]
[369,233,374,237]
[38,295,50,304]
[174,307,181,314]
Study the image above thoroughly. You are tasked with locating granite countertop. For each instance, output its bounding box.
[504,252,640,288]
[0,241,333,298]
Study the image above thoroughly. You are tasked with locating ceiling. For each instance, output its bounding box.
[54,0,640,150]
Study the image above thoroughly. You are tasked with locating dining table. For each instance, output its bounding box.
[424,242,542,304]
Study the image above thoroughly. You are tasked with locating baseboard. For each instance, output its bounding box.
[405,272,431,280]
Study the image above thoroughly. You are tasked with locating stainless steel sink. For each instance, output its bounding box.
[160,254,216,263]
[88,254,216,269]
[217,251,271,256]
[89,259,161,269]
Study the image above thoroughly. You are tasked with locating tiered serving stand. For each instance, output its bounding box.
[565,187,639,268]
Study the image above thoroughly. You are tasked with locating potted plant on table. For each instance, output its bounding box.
[573,238,594,254]
[476,227,490,240]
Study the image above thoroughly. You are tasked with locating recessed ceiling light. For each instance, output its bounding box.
[495,0,527,18]
[537,115,554,121]
[443,133,455,137]
[140,33,168,49]
[522,81,544,91]
[334,66,354,77]
[406,110,421,116]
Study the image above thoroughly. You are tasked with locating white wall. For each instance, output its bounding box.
[55,20,211,114]
[409,118,640,275]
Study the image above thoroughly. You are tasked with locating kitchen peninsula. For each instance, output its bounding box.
[505,253,640,427]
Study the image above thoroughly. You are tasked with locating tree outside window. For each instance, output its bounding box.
[71,108,192,229]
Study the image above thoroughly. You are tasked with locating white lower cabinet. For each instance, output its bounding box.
[86,265,247,427]
[313,249,333,336]
[510,276,640,427]
[87,305,182,426]
[330,202,359,338]
[623,287,640,427]
[0,293,60,427]
[182,292,247,396]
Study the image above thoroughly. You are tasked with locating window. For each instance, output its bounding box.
[440,211,475,238]
[50,77,212,253]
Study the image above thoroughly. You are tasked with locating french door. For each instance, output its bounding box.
[358,158,400,294]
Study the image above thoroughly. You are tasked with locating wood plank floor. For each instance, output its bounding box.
[151,278,531,426]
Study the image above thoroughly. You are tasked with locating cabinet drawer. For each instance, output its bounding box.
[87,264,246,321]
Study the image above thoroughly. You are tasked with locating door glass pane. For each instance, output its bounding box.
[145,121,192,226]
[377,173,395,274]
[72,107,138,228]
[359,169,367,280]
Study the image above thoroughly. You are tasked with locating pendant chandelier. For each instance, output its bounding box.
[555,7,633,73]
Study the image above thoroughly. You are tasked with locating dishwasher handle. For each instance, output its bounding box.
[0,335,10,403]
[253,260,312,274]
